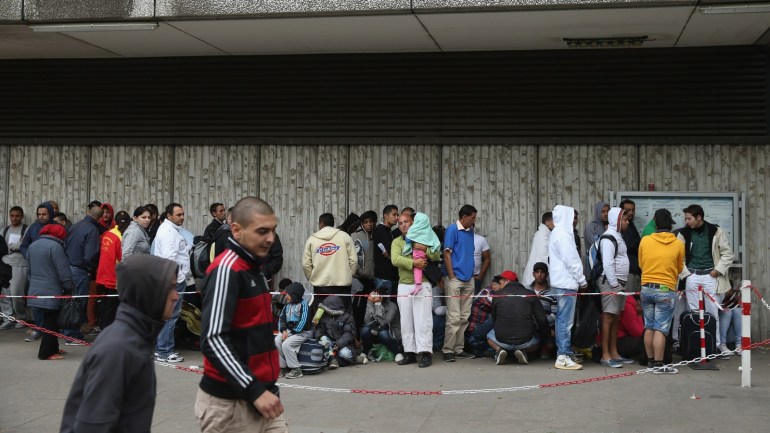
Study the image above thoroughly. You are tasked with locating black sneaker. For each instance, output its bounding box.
[397,353,417,365]
[442,352,456,362]
[418,353,432,368]
[455,351,473,359]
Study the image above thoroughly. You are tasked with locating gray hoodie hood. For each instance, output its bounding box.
[117,255,178,322]
[593,201,609,225]
[319,295,345,316]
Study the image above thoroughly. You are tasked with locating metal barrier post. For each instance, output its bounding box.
[741,280,751,387]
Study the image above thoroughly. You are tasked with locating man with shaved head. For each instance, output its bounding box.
[196,196,286,432]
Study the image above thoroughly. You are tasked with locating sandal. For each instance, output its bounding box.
[46,354,65,360]
[58,349,68,355]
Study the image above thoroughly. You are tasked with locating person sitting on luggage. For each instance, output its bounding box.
[486,271,550,366]
[358,291,402,364]
[313,295,357,368]
[275,283,311,379]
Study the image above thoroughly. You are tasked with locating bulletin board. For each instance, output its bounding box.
[610,191,745,278]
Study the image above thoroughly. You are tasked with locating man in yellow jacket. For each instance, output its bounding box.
[639,209,685,374]
[302,213,358,309]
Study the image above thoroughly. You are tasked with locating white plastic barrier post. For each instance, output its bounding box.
[741,280,751,387]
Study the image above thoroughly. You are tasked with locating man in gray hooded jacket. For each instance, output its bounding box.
[60,255,179,433]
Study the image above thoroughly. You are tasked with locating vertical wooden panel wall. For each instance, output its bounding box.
[174,145,260,236]
[6,146,91,223]
[347,145,442,222]
[259,145,349,286]
[539,145,640,251]
[0,146,8,224]
[90,145,174,222]
[441,145,538,286]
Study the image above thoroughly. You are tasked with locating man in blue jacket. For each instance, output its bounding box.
[63,201,103,341]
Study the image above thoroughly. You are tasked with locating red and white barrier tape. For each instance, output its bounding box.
[4,287,769,397]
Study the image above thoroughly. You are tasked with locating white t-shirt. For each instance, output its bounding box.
[473,233,490,275]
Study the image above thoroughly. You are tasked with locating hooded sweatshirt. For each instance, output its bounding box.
[95,226,123,289]
[99,203,115,233]
[584,201,609,253]
[20,201,55,258]
[27,225,74,311]
[600,207,629,288]
[313,296,356,351]
[639,231,685,290]
[522,223,551,287]
[60,255,177,433]
[302,225,357,287]
[548,205,587,290]
[351,212,376,280]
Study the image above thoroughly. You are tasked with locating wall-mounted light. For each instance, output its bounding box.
[30,22,159,32]
[563,36,648,48]
[699,3,770,14]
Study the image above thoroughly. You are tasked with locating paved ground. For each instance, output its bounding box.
[0,325,768,433]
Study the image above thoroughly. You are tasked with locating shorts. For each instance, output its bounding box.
[598,277,626,315]
[640,285,676,334]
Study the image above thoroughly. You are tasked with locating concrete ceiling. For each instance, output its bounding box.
[1,4,769,58]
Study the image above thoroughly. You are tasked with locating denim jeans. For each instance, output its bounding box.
[361,325,400,357]
[467,317,494,354]
[156,281,185,357]
[553,287,576,356]
[432,313,446,352]
[63,267,90,339]
[487,329,540,351]
[640,285,676,334]
[716,294,742,346]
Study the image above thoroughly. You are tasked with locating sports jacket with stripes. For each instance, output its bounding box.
[199,238,280,402]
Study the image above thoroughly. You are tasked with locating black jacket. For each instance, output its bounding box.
[621,221,641,275]
[313,296,356,350]
[678,221,718,264]
[263,233,283,279]
[203,218,223,239]
[64,215,102,273]
[491,282,550,346]
[372,224,398,280]
[60,255,176,433]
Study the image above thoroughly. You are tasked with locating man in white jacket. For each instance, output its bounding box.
[522,212,553,287]
[548,205,587,370]
[303,213,357,309]
[597,207,632,368]
[152,203,190,363]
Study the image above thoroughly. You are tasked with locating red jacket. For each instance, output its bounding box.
[95,226,122,289]
[199,238,279,402]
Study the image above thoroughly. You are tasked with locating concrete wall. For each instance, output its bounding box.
[0,143,767,337]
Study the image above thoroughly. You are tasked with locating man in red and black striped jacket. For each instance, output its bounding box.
[196,197,286,432]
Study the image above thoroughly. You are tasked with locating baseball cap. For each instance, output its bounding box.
[500,270,518,282]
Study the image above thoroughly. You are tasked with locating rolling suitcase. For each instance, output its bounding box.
[678,311,717,360]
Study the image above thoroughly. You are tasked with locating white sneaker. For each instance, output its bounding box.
[718,343,730,354]
[394,353,404,363]
[156,353,184,363]
[555,355,583,370]
[735,345,742,356]
[356,353,369,364]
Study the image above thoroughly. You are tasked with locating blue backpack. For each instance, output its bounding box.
[587,234,618,287]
